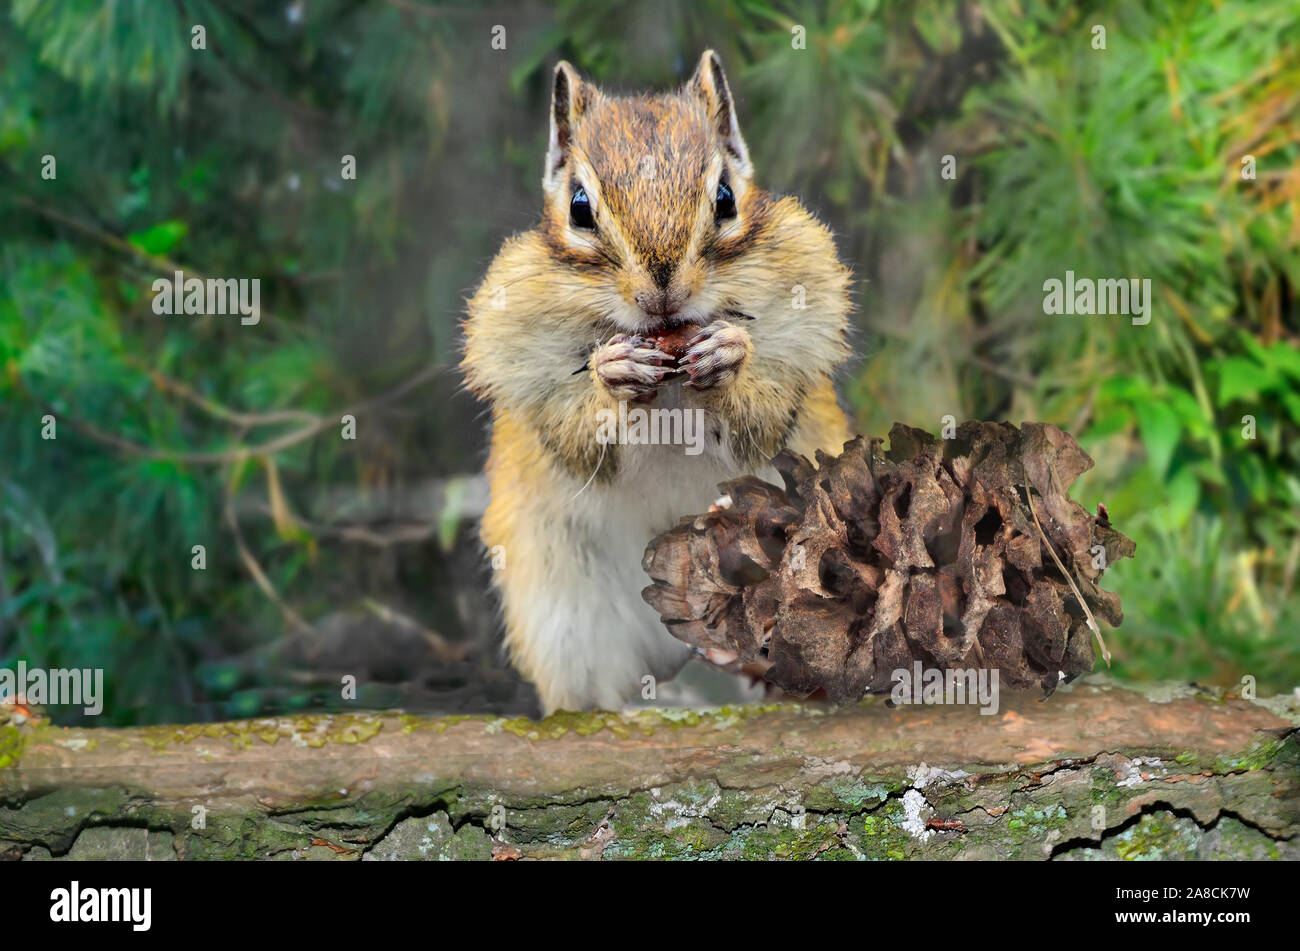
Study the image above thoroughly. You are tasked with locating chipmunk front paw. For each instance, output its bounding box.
[592,333,676,403]
[682,320,751,390]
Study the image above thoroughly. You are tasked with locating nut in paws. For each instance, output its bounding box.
[592,333,677,403]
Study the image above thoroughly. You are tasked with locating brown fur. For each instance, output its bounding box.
[461,52,854,712]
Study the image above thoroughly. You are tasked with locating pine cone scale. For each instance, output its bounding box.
[642,421,1135,702]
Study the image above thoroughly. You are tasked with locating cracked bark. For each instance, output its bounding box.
[1,677,1296,860]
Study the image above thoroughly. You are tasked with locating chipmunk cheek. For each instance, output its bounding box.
[676,259,706,298]
[614,270,641,304]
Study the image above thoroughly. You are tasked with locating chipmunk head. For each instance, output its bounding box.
[539,50,770,335]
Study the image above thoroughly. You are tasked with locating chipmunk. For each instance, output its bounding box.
[462,51,853,713]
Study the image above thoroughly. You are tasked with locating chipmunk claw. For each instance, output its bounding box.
[593,333,675,402]
[682,319,751,390]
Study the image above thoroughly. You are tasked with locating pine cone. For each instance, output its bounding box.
[642,421,1135,703]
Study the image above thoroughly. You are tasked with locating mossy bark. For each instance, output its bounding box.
[2,677,1297,860]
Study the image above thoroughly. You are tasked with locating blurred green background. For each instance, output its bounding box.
[1,0,1297,725]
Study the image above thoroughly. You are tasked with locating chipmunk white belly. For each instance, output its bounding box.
[509,384,774,711]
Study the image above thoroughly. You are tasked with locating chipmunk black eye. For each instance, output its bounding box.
[715,179,736,222]
[570,186,596,230]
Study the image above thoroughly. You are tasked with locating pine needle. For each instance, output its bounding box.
[1025,485,1110,667]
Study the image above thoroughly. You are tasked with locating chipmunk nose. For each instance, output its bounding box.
[636,288,682,319]
[634,257,691,319]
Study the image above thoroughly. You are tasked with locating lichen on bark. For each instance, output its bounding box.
[1,678,1295,860]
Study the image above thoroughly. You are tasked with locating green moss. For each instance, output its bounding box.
[368,813,494,860]
[137,714,385,752]
[606,807,846,861]
[1006,804,1068,837]
[1212,737,1285,774]
[140,723,204,750]
[851,804,912,860]
[497,703,793,741]
[1112,813,1200,861]
[716,816,846,860]
[0,786,143,853]
[1089,767,1128,806]
[398,714,476,735]
[709,788,788,828]
[593,777,863,860]
[499,710,639,740]
[497,800,614,844]
[1193,815,1286,860]
[803,776,892,813]
[0,723,27,769]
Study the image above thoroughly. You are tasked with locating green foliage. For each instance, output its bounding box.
[0,1,1296,726]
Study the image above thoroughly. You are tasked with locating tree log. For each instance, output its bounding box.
[2,677,1296,860]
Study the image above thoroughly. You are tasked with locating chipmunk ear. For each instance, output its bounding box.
[545,61,589,192]
[689,50,752,178]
